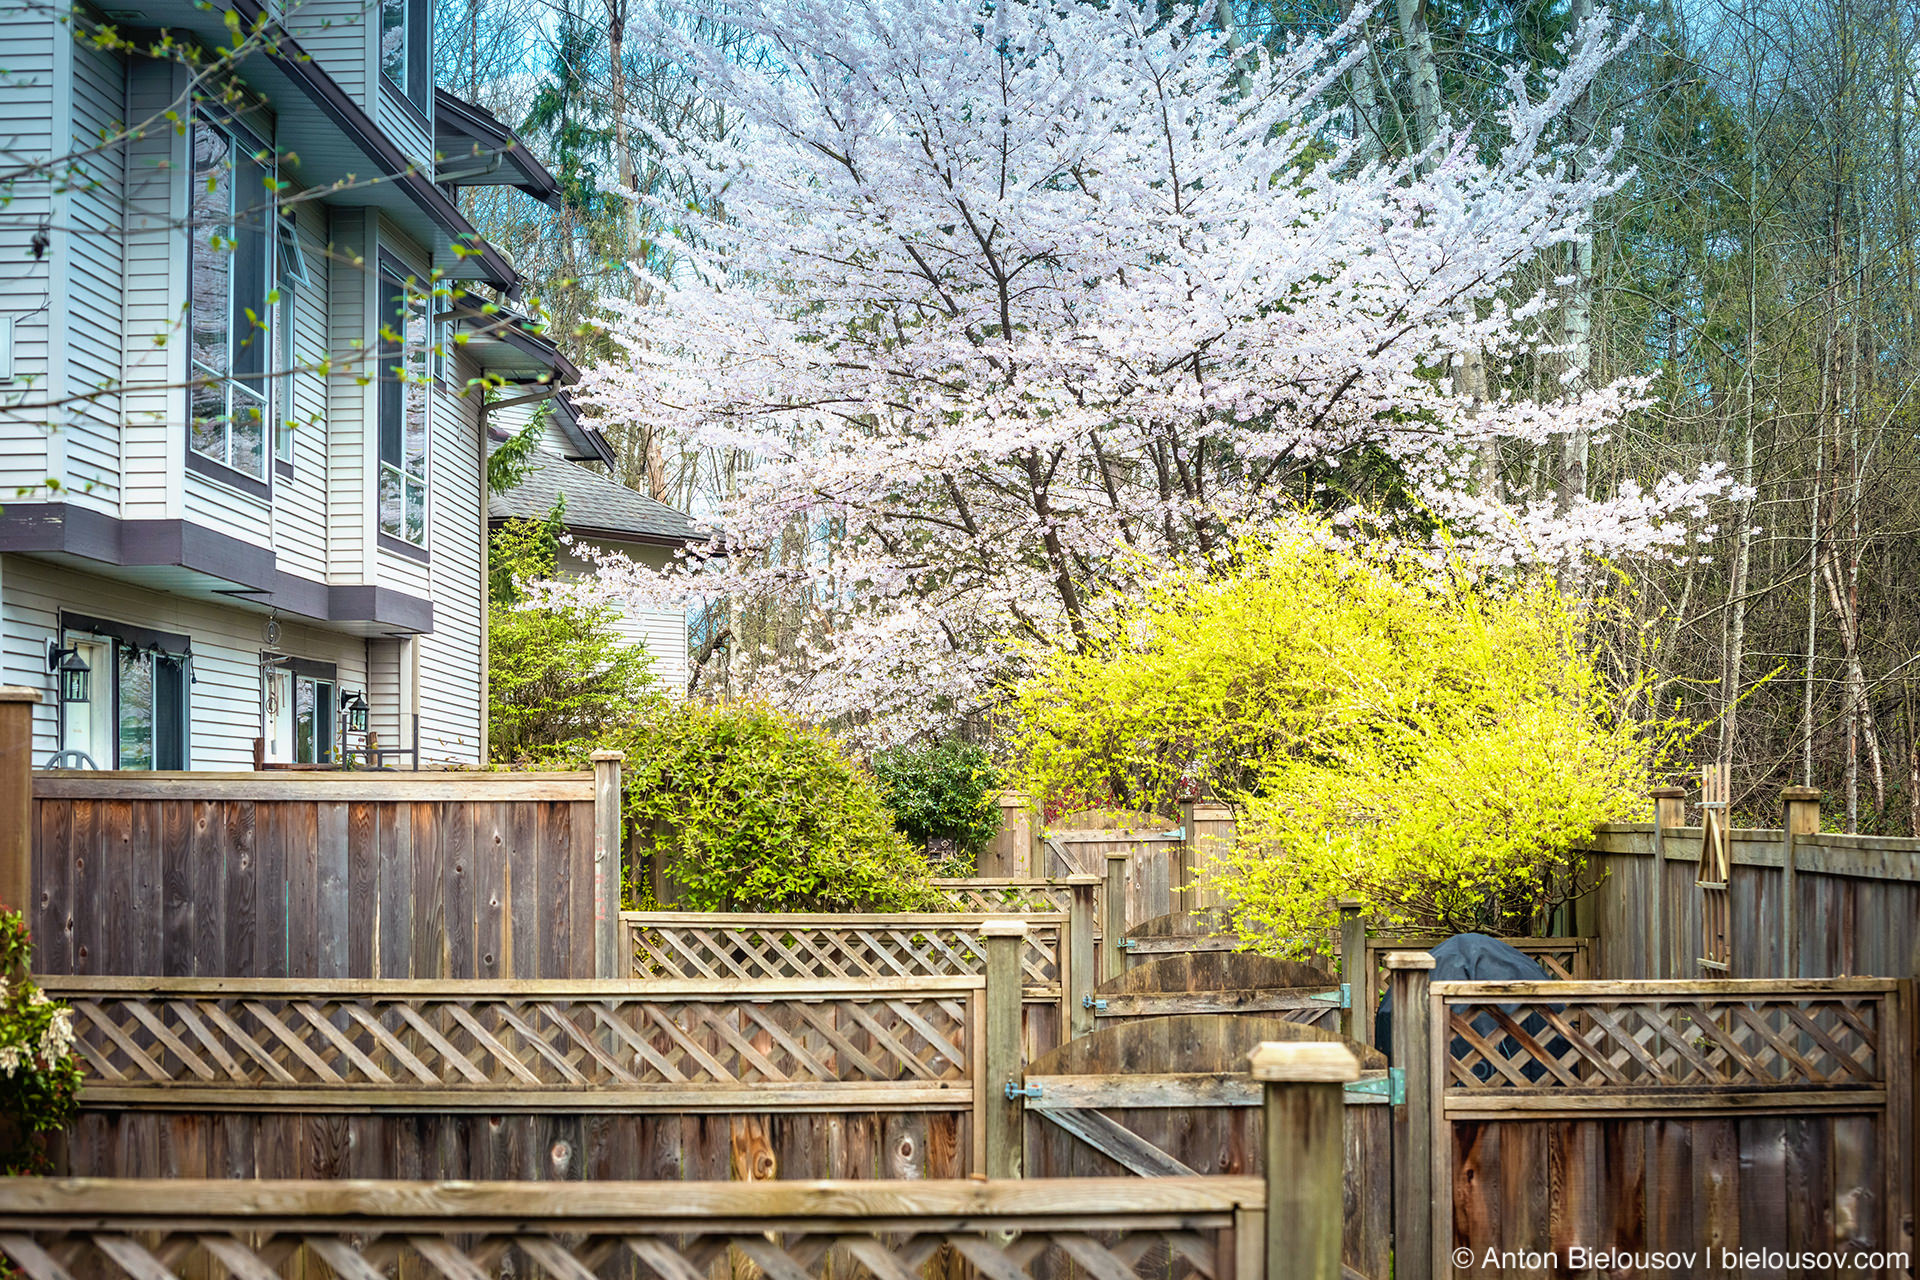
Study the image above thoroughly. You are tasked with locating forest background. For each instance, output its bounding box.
[447,0,1920,834]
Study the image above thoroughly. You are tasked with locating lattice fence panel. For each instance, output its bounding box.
[625,917,1063,992]
[929,881,1077,918]
[0,1196,1245,1280]
[1442,992,1886,1092]
[59,988,973,1094]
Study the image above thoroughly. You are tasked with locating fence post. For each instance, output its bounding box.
[1251,1040,1358,1280]
[1387,952,1438,1280]
[1102,851,1129,980]
[1780,786,1820,979]
[1337,899,1367,1047]
[981,917,1026,1178]
[1067,874,1098,1037]
[590,751,624,979]
[0,688,36,917]
[1650,785,1686,980]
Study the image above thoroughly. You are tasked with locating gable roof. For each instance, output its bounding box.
[490,452,704,548]
[435,90,564,208]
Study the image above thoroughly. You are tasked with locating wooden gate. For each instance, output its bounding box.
[1020,1013,1393,1279]
[1084,952,1343,1030]
[1698,763,1732,973]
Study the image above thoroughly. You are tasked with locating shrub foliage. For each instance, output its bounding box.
[488,509,661,765]
[871,740,1002,869]
[1012,526,1660,944]
[618,703,936,911]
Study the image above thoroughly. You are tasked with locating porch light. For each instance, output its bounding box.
[342,690,370,734]
[47,642,91,704]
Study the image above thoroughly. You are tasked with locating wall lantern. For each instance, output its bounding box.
[341,690,370,734]
[47,641,91,704]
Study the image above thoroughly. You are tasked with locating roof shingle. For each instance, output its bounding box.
[489,452,703,546]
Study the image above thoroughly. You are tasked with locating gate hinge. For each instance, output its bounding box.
[1005,1080,1043,1102]
[1344,1068,1404,1106]
[1117,937,1137,951]
[1081,995,1108,1011]
[1307,983,1351,1009]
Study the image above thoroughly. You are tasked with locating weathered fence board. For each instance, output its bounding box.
[1573,820,1920,982]
[1020,1014,1391,1280]
[0,1177,1262,1280]
[29,770,613,980]
[1416,975,1916,1279]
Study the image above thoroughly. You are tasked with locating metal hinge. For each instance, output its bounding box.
[1005,1081,1044,1102]
[1082,995,1107,1011]
[1307,983,1351,1009]
[1117,937,1137,951]
[1345,1068,1404,1105]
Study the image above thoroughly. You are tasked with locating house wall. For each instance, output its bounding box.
[0,556,368,767]
[58,21,126,512]
[0,0,57,498]
[556,540,690,695]
[415,349,488,764]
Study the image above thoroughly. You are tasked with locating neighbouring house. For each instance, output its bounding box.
[488,435,703,694]
[0,0,590,767]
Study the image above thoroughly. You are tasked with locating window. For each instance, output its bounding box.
[379,0,429,109]
[188,111,271,485]
[378,264,429,549]
[274,218,307,468]
[262,657,337,764]
[58,620,190,770]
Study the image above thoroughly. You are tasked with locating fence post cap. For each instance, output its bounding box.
[1649,785,1688,799]
[979,919,1028,938]
[1247,1041,1360,1083]
[1335,897,1366,910]
[589,750,626,763]
[1383,951,1437,970]
[0,686,42,704]
[1105,850,1132,862]
[1780,785,1820,802]
[1063,874,1099,886]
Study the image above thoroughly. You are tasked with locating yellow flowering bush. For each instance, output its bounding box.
[1012,523,1662,947]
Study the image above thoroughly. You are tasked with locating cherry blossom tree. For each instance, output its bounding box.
[572,0,1735,743]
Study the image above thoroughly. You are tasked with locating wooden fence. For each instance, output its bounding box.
[22,763,623,980]
[47,973,995,1181]
[1386,961,1917,1279]
[1571,792,1920,982]
[622,910,1094,1048]
[2,1037,1367,1280]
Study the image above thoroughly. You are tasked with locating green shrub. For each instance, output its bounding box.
[0,913,80,1173]
[871,740,1002,870]
[1012,523,1663,945]
[488,509,663,765]
[617,702,936,911]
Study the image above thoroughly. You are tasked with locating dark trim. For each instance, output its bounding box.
[62,611,192,656]
[0,506,436,634]
[230,0,520,294]
[490,518,700,551]
[328,585,433,632]
[433,89,562,208]
[263,651,338,682]
[275,458,295,480]
[186,449,274,501]
[378,531,430,564]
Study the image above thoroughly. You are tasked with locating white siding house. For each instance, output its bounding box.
[488,445,701,695]
[0,0,581,768]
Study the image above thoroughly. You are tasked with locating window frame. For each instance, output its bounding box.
[376,253,431,559]
[378,0,431,113]
[185,108,274,498]
[261,653,340,764]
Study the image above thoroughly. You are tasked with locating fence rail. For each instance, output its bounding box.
[0,1177,1263,1280]
[46,976,983,1114]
